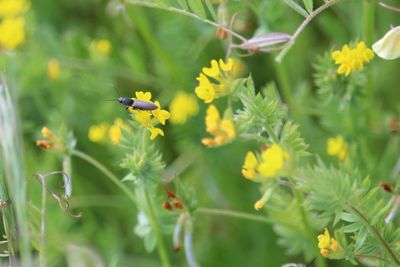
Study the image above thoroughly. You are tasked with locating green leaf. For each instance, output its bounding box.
[284,0,309,18]
[188,0,206,19]
[302,0,313,13]
[177,0,189,10]
[204,0,217,21]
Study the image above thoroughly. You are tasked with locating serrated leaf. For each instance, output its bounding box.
[177,0,188,10]
[343,223,362,233]
[204,0,217,21]
[188,0,206,19]
[340,212,359,223]
[284,0,309,18]
[302,0,313,13]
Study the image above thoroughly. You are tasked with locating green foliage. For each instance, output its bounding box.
[235,78,286,140]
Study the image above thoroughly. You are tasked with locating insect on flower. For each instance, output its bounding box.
[117,96,158,111]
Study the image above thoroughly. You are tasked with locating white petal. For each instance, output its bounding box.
[372,26,400,60]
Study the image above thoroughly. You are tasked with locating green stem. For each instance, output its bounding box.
[143,187,172,267]
[39,178,47,267]
[71,150,137,205]
[349,205,400,265]
[197,207,270,224]
[292,189,327,267]
[72,150,172,266]
[273,60,294,112]
[363,0,375,126]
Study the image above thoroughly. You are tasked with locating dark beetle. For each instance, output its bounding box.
[118,97,158,111]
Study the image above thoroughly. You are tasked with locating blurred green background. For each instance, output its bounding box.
[1,0,399,266]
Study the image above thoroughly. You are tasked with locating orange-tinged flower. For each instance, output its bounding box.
[317,228,340,257]
[201,105,235,147]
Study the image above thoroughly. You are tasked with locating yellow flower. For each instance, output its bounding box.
[327,135,348,161]
[242,151,258,179]
[317,228,340,257]
[149,127,164,140]
[169,91,199,124]
[0,0,29,17]
[331,41,374,76]
[372,26,400,60]
[254,199,265,211]
[108,118,129,145]
[257,144,288,178]
[0,17,25,49]
[195,58,236,103]
[129,91,170,140]
[88,123,109,143]
[47,59,60,80]
[241,144,289,181]
[41,127,54,138]
[152,101,170,125]
[89,39,112,59]
[201,105,235,147]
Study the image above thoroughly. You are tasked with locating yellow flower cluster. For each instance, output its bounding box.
[88,118,129,145]
[128,91,170,140]
[89,39,112,59]
[169,91,199,124]
[47,58,60,80]
[0,0,29,49]
[201,105,235,147]
[327,135,348,161]
[317,228,339,257]
[331,42,374,76]
[195,58,235,103]
[242,144,289,181]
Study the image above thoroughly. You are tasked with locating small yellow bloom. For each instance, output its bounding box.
[372,26,400,60]
[242,151,258,179]
[257,144,288,178]
[88,123,109,143]
[47,59,60,80]
[317,228,340,257]
[195,58,236,103]
[152,101,170,125]
[149,127,164,140]
[41,127,54,138]
[327,135,348,161]
[242,144,289,181]
[89,39,112,58]
[201,105,235,147]
[169,92,199,124]
[254,199,265,211]
[331,41,374,76]
[0,17,25,49]
[108,118,129,145]
[128,91,170,140]
[0,0,29,17]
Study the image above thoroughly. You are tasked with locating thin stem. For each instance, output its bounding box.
[275,0,339,62]
[71,150,137,205]
[273,60,294,110]
[197,207,270,224]
[379,2,400,13]
[349,205,400,265]
[143,187,171,267]
[39,178,46,267]
[292,189,327,267]
[126,0,247,42]
[363,0,375,127]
